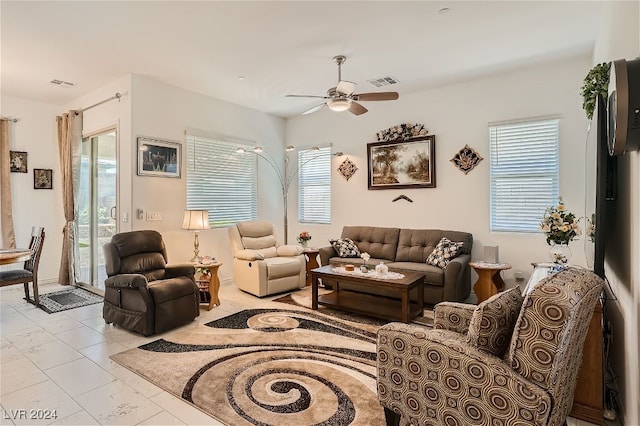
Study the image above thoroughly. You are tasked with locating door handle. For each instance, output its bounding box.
[110,206,117,220]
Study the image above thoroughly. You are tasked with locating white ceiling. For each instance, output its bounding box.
[1,1,603,118]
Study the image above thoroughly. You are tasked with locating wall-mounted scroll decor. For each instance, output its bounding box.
[377,123,428,141]
[367,135,436,189]
[337,157,358,181]
[450,144,483,175]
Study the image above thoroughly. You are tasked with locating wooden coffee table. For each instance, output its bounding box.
[310,265,425,323]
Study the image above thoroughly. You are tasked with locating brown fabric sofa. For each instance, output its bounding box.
[102,230,199,336]
[319,226,473,305]
[377,266,603,425]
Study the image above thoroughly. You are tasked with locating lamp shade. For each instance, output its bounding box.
[181,210,211,230]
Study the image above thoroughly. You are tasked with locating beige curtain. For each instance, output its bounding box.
[57,111,82,285]
[0,119,16,248]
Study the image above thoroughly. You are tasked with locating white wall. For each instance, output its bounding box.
[286,55,592,284]
[129,75,286,281]
[0,96,64,282]
[592,1,640,424]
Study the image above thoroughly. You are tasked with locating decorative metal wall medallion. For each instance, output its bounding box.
[450,144,483,174]
[337,157,358,181]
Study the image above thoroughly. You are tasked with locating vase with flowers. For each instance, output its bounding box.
[540,197,581,264]
[297,231,312,248]
[360,252,371,273]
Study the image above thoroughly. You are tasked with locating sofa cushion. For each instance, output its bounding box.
[234,249,265,261]
[329,238,361,258]
[242,235,276,250]
[265,257,303,280]
[466,287,523,357]
[426,237,464,268]
[387,261,444,286]
[396,229,472,262]
[341,226,399,261]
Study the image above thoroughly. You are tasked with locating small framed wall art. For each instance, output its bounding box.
[33,168,53,189]
[137,137,181,178]
[10,151,27,173]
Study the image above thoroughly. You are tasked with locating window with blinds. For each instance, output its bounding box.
[297,146,331,224]
[489,118,559,233]
[186,134,257,227]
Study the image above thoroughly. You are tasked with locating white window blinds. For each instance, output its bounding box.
[186,134,257,227]
[297,146,331,224]
[489,118,559,233]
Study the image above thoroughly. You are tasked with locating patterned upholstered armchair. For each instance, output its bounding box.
[377,267,603,426]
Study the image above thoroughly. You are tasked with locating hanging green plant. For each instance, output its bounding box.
[580,62,610,120]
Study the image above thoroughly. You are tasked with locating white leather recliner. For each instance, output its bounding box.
[228,220,306,297]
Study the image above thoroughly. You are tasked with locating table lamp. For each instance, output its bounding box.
[182,210,210,262]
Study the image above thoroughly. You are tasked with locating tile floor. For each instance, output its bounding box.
[0,282,604,425]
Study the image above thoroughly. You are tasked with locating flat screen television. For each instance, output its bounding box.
[591,93,617,278]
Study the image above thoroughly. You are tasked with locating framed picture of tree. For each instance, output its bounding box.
[367,135,436,189]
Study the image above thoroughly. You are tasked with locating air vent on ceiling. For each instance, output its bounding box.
[367,76,399,88]
[49,79,76,88]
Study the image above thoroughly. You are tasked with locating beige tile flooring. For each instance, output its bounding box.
[1,282,600,425]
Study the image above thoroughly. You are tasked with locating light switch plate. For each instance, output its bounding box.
[146,212,162,221]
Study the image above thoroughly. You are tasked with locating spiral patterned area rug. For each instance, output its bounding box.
[111,303,386,425]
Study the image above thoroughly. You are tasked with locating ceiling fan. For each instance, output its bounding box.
[286,55,399,116]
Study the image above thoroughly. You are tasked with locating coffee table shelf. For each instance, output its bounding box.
[317,290,423,322]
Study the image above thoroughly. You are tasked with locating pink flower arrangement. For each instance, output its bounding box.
[297,231,311,244]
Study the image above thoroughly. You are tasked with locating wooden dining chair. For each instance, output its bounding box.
[0,227,45,305]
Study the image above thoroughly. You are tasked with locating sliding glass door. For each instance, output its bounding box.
[76,129,117,291]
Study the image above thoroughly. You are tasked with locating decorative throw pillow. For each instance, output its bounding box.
[329,238,361,258]
[426,237,464,268]
[466,287,524,357]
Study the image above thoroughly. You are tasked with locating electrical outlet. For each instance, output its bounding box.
[515,271,525,282]
[146,212,162,221]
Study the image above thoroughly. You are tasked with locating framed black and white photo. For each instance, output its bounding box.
[10,151,28,173]
[33,168,52,189]
[137,137,181,178]
[367,135,436,189]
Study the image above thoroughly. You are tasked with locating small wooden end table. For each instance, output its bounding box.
[303,248,320,286]
[194,261,222,310]
[469,261,511,303]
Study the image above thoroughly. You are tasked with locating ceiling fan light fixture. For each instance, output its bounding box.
[328,98,352,112]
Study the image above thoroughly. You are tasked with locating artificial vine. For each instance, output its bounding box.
[580,62,610,120]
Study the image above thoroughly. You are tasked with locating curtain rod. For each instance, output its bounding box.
[75,92,122,115]
[0,117,19,122]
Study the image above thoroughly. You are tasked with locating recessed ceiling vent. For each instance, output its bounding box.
[367,76,399,88]
[49,79,76,88]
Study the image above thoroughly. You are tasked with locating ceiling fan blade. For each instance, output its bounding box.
[348,101,368,116]
[302,103,326,115]
[336,80,356,96]
[353,92,399,101]
[286,94,329,99]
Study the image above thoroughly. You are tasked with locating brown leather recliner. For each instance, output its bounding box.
[103,230,199,336]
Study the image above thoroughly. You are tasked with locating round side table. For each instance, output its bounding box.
[469,261,511,303]
[303,248,320,286]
